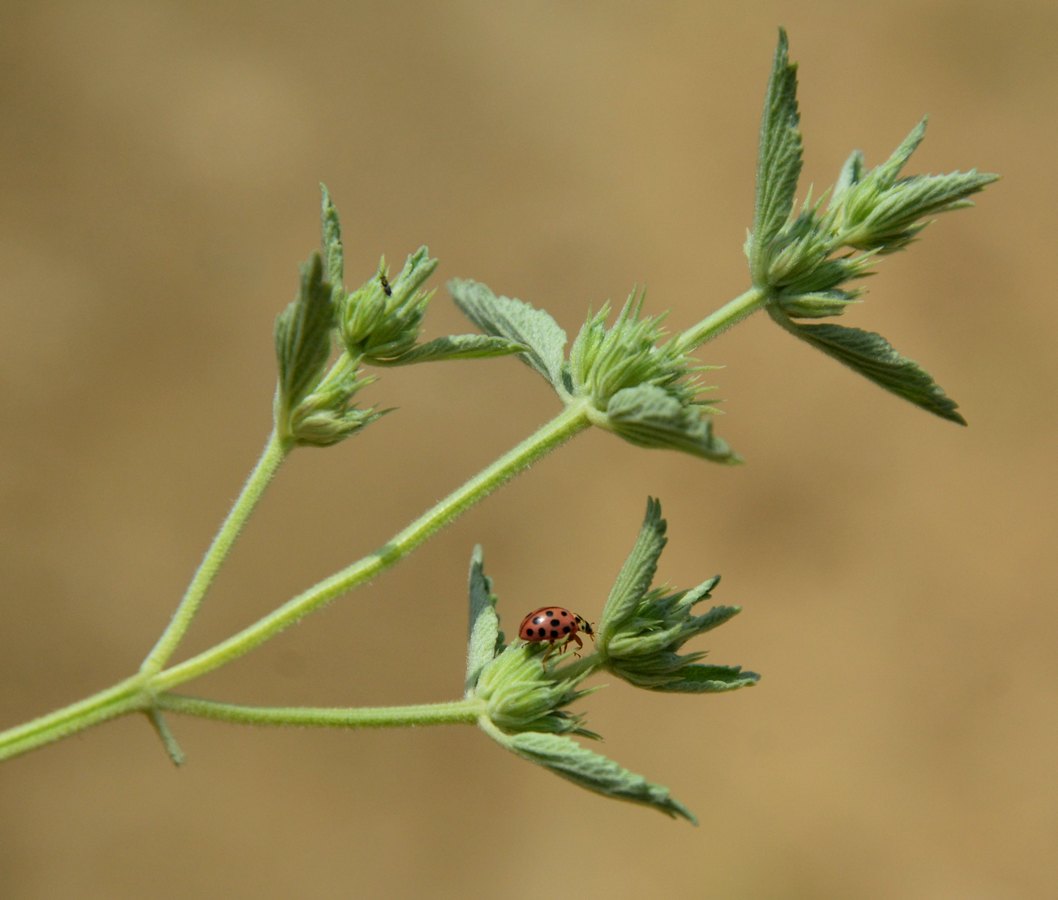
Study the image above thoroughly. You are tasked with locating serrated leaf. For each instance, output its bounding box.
[749,28,803,283]
[274,252,333,412]
[371,334,527,367]
[448,279,567,389]
[830,149,866,207]
[605,384,740,462]
[599,498,667,642]
[860,169,998,251]
[774,313,966,424]
[505,731,697,823]
[319,184,344,291]
[623,663,761,694]
[465,546,503,694]
[777,289,859,318]
[874,118,928,185]
[690,602,743,635]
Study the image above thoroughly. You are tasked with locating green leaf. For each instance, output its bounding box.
[465,546,503,693]
[448,279,568,390]
[371,334,527,367]
[604,384,740,463]
[274,252,334,414]
[874,118,928,185]
[835,121,999,253]
[319,183,344,291]
[855,168,998,253]
[599,497,667,643]
[623,662,760,694]
[504,731,697,823]
[774,312,966,424]
[777,289,861,319]
[830,149,866,206]
[749,28,803,284]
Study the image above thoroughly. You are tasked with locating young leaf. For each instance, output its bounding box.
[448,279,568,390]
[749,28,803,284]
[504,731,697,823]
[465,546,503,693]
[274,252,334,414]
[605,385,740,463]
[853,168,999,253]
[370,334,527,367]
[773,312,966,424]
[631,662,761,694]
[598,498,668,642]
[319,183,344,292]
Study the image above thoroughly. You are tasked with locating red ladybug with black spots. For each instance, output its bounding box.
[518,606,594,658]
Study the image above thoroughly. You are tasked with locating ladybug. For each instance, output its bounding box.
[518,607,595,659]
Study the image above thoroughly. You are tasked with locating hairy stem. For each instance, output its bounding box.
[153,401,590,690]
[0,675,149,762]
[0,403,589,762]
[140,429,291,675]
[672,286,769,354]
[157,693,483,728]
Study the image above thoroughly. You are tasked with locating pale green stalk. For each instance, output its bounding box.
[141,429,291,675]
[0,402,590,760]
[671,286,769,355]
[0,288,766,764]
[152,401,592,690]
[157,693,483,728]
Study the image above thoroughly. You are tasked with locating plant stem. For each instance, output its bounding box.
[0,403,589,763]
[140,429,290,675]
[671,286,769,354]
[157,693,483,729]
[153,400,591,690]
[0,675,149,761]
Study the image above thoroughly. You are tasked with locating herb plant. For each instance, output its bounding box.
[0,31,995,823]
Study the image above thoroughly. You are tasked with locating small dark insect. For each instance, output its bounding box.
[379,272,392,296]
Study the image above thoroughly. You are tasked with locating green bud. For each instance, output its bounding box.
[569,290,689,408]
[464,547,697,823]
[829,120,998,254]
[337,247,439,363]
[597,499,759,693]
[472,644,595,737]
[282,361,383,448]
[569,292,737,462]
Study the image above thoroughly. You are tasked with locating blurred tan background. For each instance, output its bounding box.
[1,1,1054,897]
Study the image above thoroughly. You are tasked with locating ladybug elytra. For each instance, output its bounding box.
[518,607,595,659]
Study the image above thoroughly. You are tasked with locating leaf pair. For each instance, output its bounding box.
[449,280,738,462]
[749,29,996,425]
[464,498,758,823]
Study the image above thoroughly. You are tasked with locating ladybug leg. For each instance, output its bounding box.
[569,633,584,658]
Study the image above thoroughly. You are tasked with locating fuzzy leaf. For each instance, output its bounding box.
[605,385,740,462]
[599,498,667,642]
[776,314,966,424]
[505,731,697,823]
[465,546,503,693]
[274,253,334,412]
[448,279,567,389]
[622,662,761,694]
[857,169,998,253]
[319,183,344,291]
[749,28,803,283]
[372,334,527,367]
